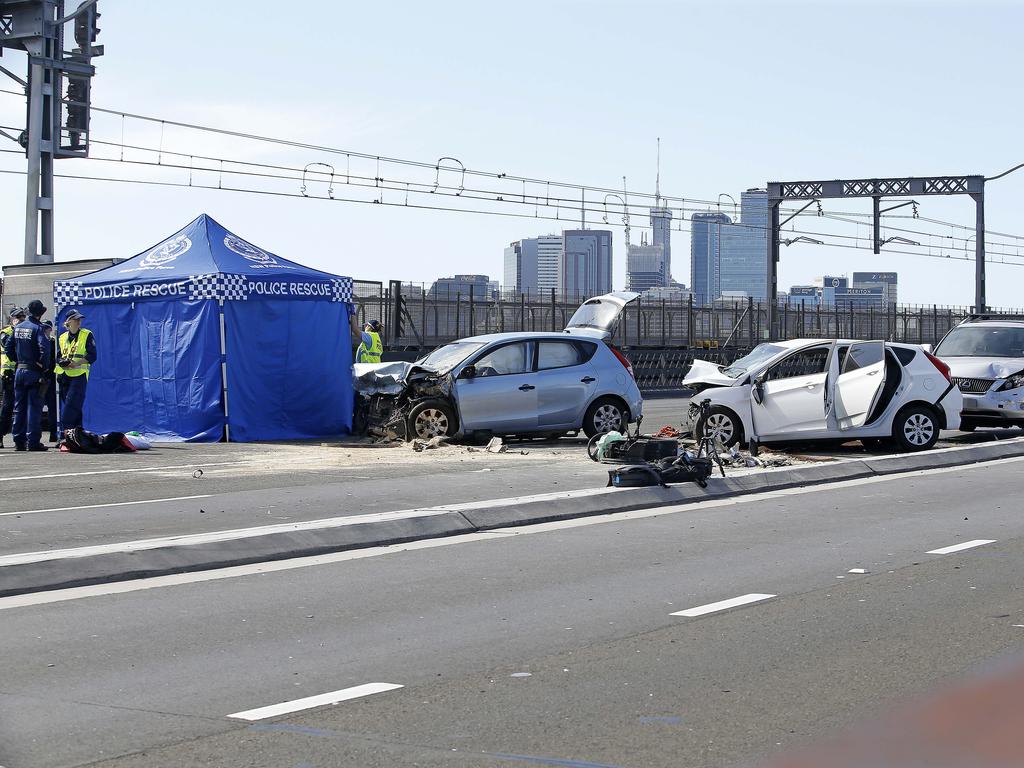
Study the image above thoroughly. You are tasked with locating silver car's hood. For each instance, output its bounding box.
[943,357,1024,380]
[682,358,738,387]
[353,361,415,395]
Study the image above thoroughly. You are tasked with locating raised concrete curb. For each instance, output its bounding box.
[3,437,1024,598]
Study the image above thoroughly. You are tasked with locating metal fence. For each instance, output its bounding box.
[353,282,1017,354]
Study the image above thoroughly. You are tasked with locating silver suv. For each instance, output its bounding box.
[934,317,1024,431]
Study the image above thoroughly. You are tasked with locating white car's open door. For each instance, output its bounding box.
[832,341,887,430]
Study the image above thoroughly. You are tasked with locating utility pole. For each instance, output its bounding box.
[1,0,102,264]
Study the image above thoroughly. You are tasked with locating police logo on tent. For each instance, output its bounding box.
[224,234,279,268]
[135,236,192,270]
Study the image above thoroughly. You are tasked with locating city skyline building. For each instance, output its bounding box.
[502,233,572,295]
[853,271,898,305]
[719,188,769,300]
[690,212,731,303]
[428,273,492,299]
[562,229,613,297]
[626,239,667,292]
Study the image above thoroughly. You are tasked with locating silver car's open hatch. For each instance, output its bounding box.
[564,291,640,340]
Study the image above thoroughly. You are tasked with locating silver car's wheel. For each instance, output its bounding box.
[407,399,457,441]
[892,405,939,452]
[414,409,449,438]
[582,398,628,438]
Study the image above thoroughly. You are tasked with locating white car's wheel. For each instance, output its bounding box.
[892,405,939,452]
[696,406,742,449]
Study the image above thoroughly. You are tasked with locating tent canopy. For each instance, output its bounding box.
[54,213,351,306]
[53,214,355,442]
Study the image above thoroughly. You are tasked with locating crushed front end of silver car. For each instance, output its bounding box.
[353,362,456,441]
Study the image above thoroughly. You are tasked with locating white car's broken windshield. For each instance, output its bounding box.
[416,342,487,372]
[721,343,787,377]
[935,327,1024,358]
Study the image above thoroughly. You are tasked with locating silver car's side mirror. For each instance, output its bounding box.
[460,365,477,380]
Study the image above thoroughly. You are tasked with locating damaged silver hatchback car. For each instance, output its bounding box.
[353,292,644,441]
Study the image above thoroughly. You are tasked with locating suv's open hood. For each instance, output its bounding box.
[564,291,640,340]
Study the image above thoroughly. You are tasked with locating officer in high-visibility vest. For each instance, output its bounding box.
[54,309,97,440]
[0,306,27,449]
[355,319,384,363]
[1,300,50,451]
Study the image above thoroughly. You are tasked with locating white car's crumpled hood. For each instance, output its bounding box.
[683,358,738,387]
[944,357,1024,380]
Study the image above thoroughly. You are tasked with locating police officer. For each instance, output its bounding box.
[0,306,27,448]
[0,300,50,451]
[40,320,58,443]
[55,309,96,440]
[355,319,383,363]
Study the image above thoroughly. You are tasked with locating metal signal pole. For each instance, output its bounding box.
[1,0,102,264]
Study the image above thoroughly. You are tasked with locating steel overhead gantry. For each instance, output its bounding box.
[766,174,986,340]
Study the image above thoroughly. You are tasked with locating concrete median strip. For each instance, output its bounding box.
[3,437,1024,598]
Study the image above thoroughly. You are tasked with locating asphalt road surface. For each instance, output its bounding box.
[1,397,1014,557]
[2,457,1022,768]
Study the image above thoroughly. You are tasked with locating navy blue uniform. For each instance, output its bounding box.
[57,330,97,439]
[2,317,51,449]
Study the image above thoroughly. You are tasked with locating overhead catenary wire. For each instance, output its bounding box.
[1,165,1022,271]
[2,87,1023,273]
[2,85,1023,243]
[4,122,1022,259]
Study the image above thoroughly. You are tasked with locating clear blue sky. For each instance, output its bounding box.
[1,0,1022,306]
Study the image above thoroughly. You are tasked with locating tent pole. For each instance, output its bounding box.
[53,309,62,441]
[219,299,230,442]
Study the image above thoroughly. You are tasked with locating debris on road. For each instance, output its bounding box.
[411,436,450,452]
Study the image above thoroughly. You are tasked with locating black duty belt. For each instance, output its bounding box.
[16,363,41,370]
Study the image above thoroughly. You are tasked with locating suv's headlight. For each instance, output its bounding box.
[998,371,1024,391]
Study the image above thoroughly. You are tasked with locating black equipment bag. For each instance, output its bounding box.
[606,453,714,489]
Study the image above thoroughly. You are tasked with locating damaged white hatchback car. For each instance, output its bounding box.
[354,292,644,441]
[682,338,961,452]
[934,316,1024,432]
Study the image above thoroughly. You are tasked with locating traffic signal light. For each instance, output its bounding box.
[65,77,88,148]
[73,3,100,50]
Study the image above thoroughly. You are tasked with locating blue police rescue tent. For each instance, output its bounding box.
[52,214,355,442]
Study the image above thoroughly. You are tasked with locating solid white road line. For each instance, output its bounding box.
[0,461,249,483]
[226,683,403,721]
[0,495,213,518]
[0,508,467,567]
[670,593,776,618]
[926,539,996,555]
[3,455,1023,609]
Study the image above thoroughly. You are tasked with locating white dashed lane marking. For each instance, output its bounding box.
[226,683,403,721]
[670,593,776,618]
[0,495,212,517]
[926,539,996,555]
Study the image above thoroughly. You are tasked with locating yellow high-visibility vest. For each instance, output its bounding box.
[356,331,383,364]
[55,328,92,379]
[0,328,13,372]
